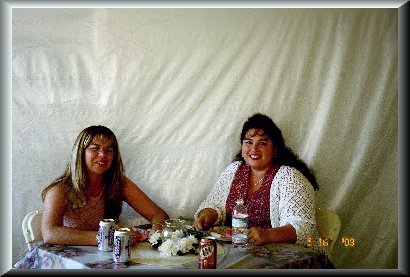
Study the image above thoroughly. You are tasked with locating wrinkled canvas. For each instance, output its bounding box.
[12,8,398,269]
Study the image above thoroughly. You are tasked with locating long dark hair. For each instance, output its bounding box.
[234,113,319,190]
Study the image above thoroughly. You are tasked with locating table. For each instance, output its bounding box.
[14,241,334,270]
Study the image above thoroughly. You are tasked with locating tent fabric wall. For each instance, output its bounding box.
[12,8,398,269]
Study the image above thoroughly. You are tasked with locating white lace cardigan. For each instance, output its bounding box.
[195,161,318,245]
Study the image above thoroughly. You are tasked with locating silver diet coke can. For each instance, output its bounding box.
[198,236,217,269]
[98,219,115,251]
[113,228,131,263]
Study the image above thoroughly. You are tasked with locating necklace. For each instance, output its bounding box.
[253,176,265,186]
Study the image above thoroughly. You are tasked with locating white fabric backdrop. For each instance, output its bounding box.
[12,8,398,269]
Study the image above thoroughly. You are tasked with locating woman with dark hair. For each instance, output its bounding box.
[41,125,169,246]
[194,113,318,246]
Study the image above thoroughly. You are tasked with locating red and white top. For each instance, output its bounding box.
[195,161,318,245]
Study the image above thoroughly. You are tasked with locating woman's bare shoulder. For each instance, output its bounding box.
[44,181,70,199]
[122,176,140,188]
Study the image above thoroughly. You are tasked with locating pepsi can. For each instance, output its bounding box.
[98,219,115,251]
[113,228,131,263]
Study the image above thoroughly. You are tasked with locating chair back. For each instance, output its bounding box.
[315,207,341,254]
[22,210,43,250]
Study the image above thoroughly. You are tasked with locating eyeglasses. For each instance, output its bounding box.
[86,146,115,155]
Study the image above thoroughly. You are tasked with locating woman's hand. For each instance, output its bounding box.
[194,208,218,231]
[129,227,150,246]
[248,224,297,245]
[248,227,271,246]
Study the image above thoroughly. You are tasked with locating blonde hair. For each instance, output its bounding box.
[42,126,125,217]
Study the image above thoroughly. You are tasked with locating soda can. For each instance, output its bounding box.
[98,219,115,251]
[198,236,217,269]
[113,228,131,263]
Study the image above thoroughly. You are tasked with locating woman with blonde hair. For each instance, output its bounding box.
[41,125,169,245]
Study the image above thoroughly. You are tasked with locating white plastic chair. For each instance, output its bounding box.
[22,210,43,250]
[315,207,341,255]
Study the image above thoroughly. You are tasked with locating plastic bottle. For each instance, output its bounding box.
[232,199,249,248]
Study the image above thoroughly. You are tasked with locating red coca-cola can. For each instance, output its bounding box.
[198,236,217,269]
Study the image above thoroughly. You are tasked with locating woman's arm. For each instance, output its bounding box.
[42,184,97,245]
[274,166,317,245]
[194,161,241,229]
[248,224,297,245]
[194,208,219,231]
[121,177,169,230]
[249,166,316,246]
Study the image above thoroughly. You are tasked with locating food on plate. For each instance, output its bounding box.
[223,228,233,238]
[209,226,232,241]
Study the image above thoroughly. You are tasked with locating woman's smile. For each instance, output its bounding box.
[242,128,275,171]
